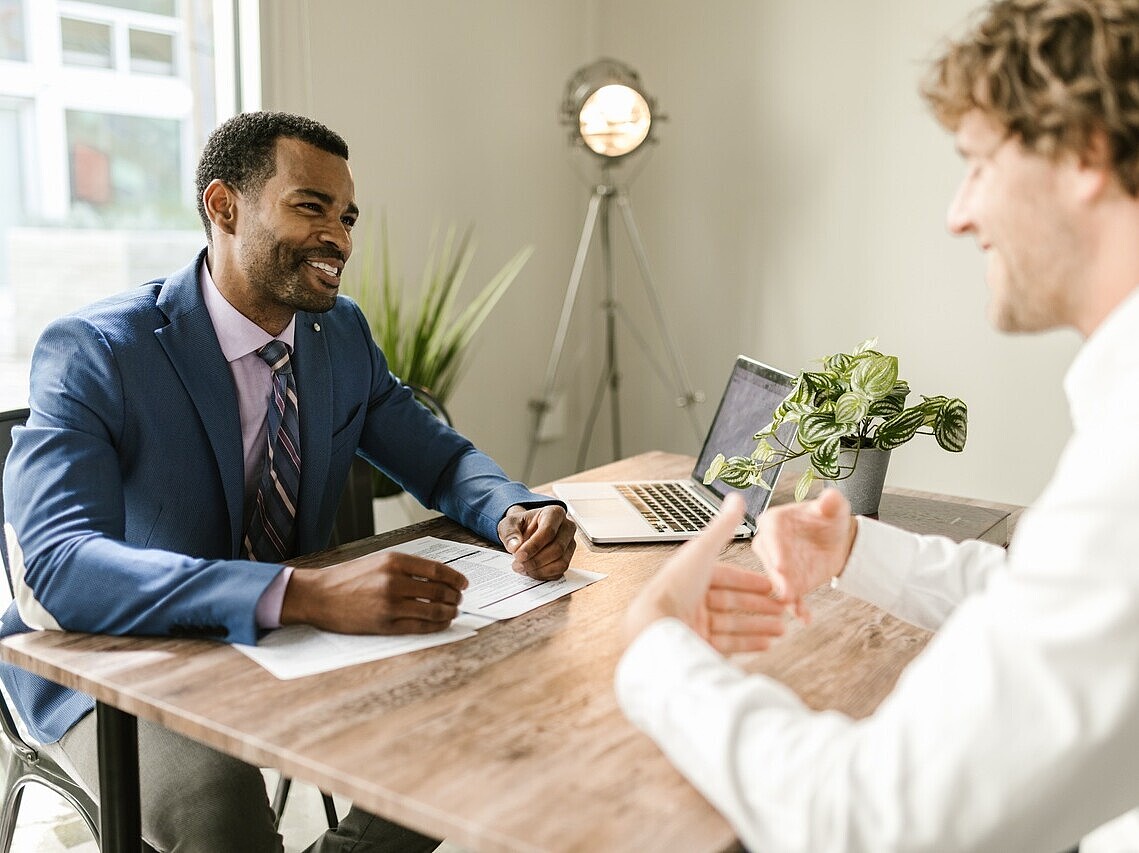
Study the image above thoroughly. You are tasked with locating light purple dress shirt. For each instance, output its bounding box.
[199,262,294,628]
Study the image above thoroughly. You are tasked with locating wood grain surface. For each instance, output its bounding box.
[0,451,1021,852]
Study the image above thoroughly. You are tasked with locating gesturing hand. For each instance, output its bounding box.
[281,551,469,635]
[498,504,577,580]
[622,494,788,655]
[751,488,857,623]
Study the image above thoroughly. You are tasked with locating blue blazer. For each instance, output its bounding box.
[1,249,552,743]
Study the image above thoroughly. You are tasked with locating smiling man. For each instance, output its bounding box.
[1,112,575,852]
[617,2,1139,851]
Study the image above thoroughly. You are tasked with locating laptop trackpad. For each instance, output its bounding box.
[568,498,638,520]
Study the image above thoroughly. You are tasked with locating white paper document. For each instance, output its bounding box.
[235,536,604,679]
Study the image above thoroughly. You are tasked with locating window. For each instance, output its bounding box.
[60,16,113,68]
[0,0,26,61]
[67,110,187,227]
[0,0,258,408]
[128,27,174,75]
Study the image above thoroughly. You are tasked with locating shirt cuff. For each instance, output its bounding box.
[832,516,911,610]
[254,566,293,629]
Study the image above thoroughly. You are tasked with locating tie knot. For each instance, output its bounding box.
[257,340,292,375]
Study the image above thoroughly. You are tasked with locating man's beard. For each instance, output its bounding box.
[246,238,343,316]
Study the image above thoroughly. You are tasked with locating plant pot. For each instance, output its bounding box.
[824,447,891,516]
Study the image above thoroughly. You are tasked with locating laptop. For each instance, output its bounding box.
[553,356,795,543]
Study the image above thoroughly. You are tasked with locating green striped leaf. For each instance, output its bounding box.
[834,391,870,425]
[934,398,968,452]
[794,468,816,502]
[799,371,842,402]
[797,411,844,450]
[719,462,757,489]
[850,353,898,399]
[824,352,855,373]
[810,436,842,479]
[703,453,728,485]
[875,407,926,450]
[751,438,775,462]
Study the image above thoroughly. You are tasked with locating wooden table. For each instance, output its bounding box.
[0,452,1020,853]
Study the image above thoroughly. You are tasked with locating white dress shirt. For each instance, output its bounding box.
[616,289,1139,853]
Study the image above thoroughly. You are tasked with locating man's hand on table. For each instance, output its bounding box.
[281,551,468,634]
[498,504,577,580]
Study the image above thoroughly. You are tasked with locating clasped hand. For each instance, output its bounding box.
[622,489,857,654]
[497,503,577,580]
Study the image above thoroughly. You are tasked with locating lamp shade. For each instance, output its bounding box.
[561,58,657,159]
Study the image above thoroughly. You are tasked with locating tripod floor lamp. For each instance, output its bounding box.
[523,58,704,483]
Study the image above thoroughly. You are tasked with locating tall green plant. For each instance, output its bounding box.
[341,218,533,403]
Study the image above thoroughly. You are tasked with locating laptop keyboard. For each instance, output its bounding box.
[617,482,715,533]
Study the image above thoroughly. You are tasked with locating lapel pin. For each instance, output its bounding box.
[312,323,321,332]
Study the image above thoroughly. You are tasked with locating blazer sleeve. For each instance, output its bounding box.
[4,313,278,646]
[346,303,558,545]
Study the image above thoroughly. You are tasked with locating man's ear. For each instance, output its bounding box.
[202,179,239,236]
[1073,127,1114,202]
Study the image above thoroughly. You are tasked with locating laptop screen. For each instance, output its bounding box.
[691,356,795,526]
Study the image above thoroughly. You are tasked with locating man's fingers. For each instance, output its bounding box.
[705,587,785,615]
[707,611,787,639]
[387,553,468,591]
[388,575,464,607]
[709,633,776,655]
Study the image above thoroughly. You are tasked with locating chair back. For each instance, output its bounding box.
[0,409,29,591]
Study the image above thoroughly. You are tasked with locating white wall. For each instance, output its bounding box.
[260,0,1083,506]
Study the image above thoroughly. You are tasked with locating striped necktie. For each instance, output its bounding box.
[243,340,301,562]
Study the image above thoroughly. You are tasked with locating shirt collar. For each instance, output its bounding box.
[1065,286,1139,428]
[200,259,296,361]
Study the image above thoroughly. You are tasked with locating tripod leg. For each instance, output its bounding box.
[614,190,704,441]
[523,189,606,482]
[574,195,622,469]
[600,194,621,461]
[577,361,613,470]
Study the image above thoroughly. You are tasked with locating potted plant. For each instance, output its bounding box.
[704,339,968,514]
[340,217,533,497]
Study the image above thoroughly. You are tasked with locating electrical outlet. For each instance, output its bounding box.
[536,394,567,443]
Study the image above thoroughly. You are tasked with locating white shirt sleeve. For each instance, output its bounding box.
[616,503,1139,851]
[837,517,1008,631]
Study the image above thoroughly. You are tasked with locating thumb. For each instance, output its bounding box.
[814,487,850,520]
[655,493,745,591]
[683,492,746,561]
[499,513,526,553]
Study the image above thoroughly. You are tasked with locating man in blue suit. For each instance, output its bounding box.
[0,111,576,851]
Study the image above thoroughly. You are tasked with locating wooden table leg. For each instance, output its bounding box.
[96,700,141,853]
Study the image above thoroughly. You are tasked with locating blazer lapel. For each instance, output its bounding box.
[291,313,333,556]
[153,251,247,554]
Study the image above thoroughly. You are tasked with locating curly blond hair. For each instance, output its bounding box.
[922,0,1139,194]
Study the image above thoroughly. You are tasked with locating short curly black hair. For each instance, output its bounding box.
[194,111,350,239]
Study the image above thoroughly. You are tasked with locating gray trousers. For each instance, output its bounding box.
[46,711,440,853]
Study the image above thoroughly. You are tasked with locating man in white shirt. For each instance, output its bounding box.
[616,1,1139,851]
